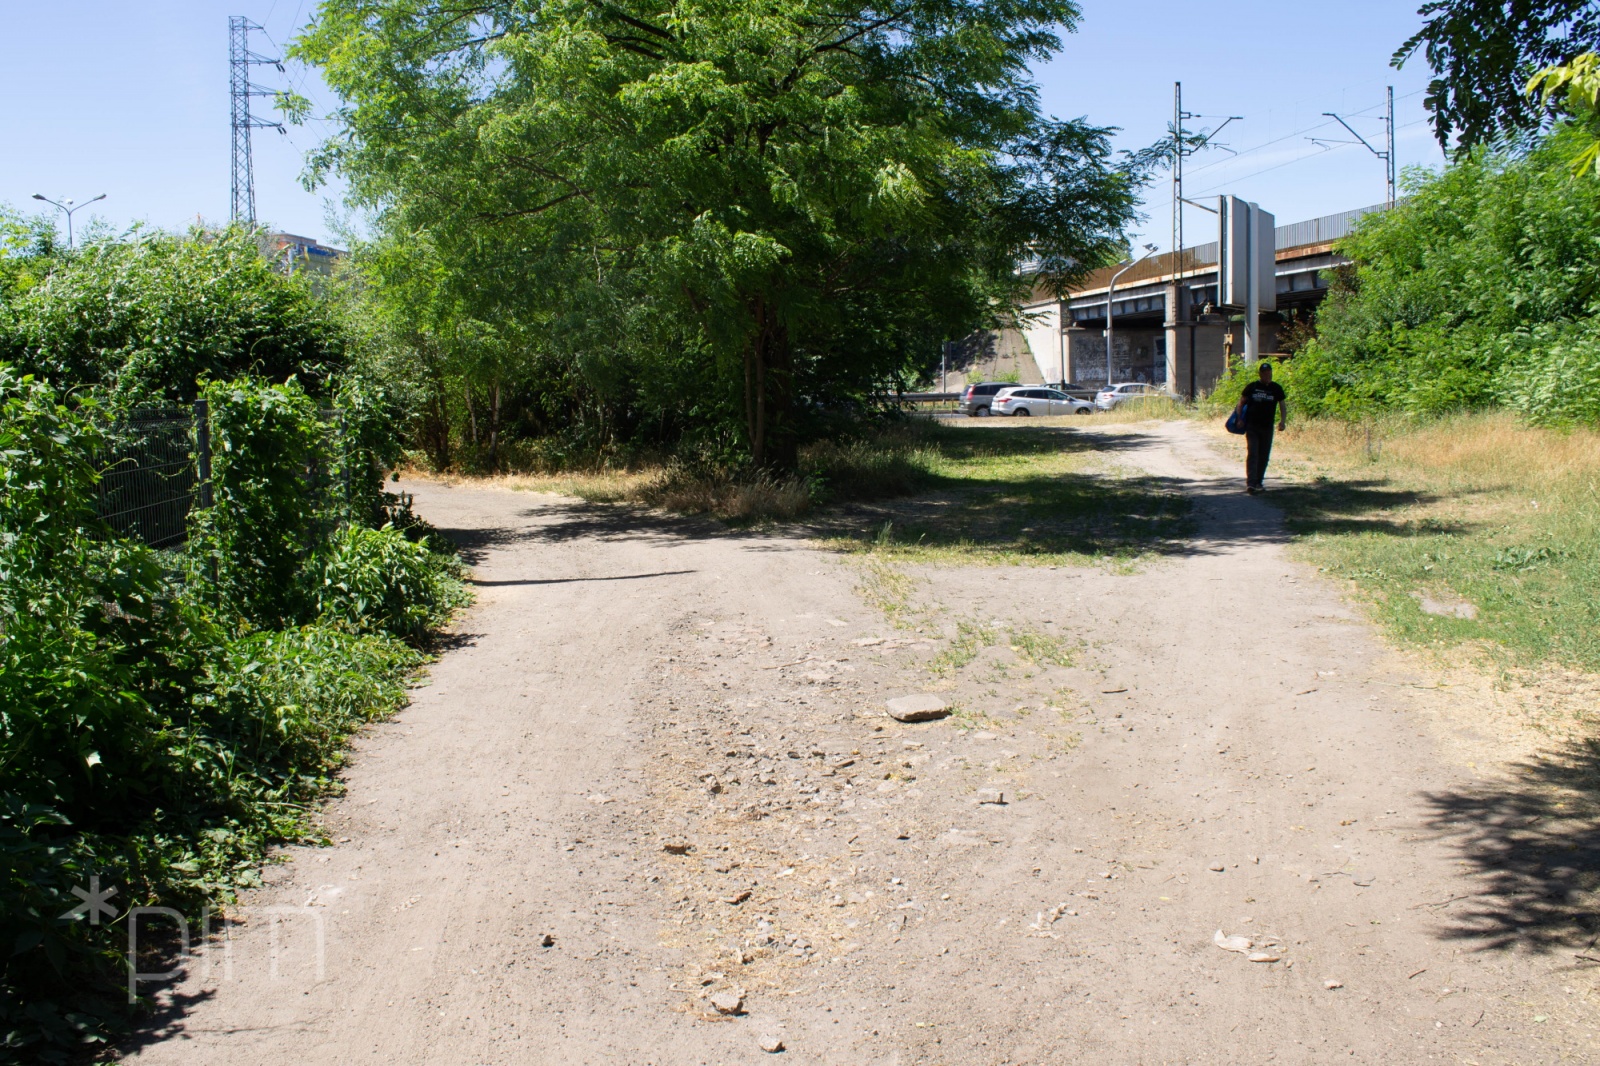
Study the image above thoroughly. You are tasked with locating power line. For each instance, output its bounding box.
[1183,88,1424,180]
[1191,116,1429,196]
[1320,87,1397,206]
[1130,89,1429,248]
[1130,115,1432,243]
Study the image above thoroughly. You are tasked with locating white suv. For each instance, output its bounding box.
[991,387,1095,417]
[1094,382,1163,410]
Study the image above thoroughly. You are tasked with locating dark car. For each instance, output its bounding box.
[956,381,1016,417]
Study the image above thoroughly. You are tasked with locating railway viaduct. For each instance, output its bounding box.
[1012,202,1387,396]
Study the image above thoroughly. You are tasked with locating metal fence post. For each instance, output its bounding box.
[338,411,352,522]
[194,398,214,509]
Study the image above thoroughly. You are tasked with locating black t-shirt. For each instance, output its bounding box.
[1240,380,1286,430]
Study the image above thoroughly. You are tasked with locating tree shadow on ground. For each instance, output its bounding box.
[803,425,1199,560]
[1419,738,1600,959]
[903,422,1159,462]
[808,469,1196,560]
[423,424,1476,564]
[1270,478,1468,539]
[429,507,737,555]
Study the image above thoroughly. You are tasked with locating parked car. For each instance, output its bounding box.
[1094,382,1164,410]
[1050,382,1098,400]
[991,386,1095,417]
[956,381,1014,417]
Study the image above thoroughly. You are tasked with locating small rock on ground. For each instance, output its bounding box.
[759,1037,785,1053]
[886,694,950,722]
[975,788,1006,805]
[709,991,744,1015]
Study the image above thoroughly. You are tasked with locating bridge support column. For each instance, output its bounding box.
[1163,283,1187,397]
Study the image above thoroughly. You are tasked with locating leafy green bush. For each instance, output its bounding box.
[193,377,330,626]
[0,226,344,405]
[0,364,455,1060]
[195,625,420,797]
[1290,132,1600,423]
[1499,322,1600,425]
[312,524,466,645]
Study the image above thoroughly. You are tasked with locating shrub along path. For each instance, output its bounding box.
[123,421,1597,1064]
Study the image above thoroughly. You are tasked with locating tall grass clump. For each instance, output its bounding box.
[802,430,943,502]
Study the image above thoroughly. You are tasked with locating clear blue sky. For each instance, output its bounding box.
[0,1,1445,250]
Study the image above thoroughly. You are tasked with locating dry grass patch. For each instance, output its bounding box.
[1250,410,1600,674]
[1081,395,1195,425]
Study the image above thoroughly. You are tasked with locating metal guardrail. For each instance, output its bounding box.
[1274,202,1388,250]
[1062,201,1393,295]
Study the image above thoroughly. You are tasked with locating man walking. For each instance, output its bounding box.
[1237,362,1287,494]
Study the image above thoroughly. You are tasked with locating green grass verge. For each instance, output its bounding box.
[1255,412,1600,674]
[819,420,1192,566]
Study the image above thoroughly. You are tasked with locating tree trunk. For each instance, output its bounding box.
[488,380,501,470]
[744,323,759,467]
[465,385,479,446]
[418,335,452,470]
[742,294,797,472]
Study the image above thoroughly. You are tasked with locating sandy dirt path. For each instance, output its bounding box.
[123,421,1598,1065]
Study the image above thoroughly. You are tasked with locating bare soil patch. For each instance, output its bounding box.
[123,421,1600,1065]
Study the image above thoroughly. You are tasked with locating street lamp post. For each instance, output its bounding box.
[1105,243,1159,387]
[31,193,107,249]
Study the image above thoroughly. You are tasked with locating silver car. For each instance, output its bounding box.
[1094,382,1163,410]
[991,386,1095,417]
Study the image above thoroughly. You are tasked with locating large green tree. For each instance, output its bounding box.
[1395,0,1600,152]
[293,0,1140,468]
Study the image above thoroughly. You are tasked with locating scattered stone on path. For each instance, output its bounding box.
[975,788,1006,806]
[1411,590,1478,620]
[722,889,752,905]
[852,637,884,646]
[1208,862,1226,872]
[1324,979,1344,990]
[938,828,990,847]
[709,991,744,1015]
[759,1036,785,1053]
[1248,952,1281,963]
[662,840,694,855]
[1213,930,1253,954]
[886,694,950,723]
[539,934,555,948]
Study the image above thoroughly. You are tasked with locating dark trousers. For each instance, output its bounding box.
[1245,425,1274,488]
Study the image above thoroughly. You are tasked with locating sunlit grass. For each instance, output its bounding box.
[1249,411,1600,673]
[822,424,1192,567]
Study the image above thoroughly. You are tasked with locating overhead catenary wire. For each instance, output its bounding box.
[1130,88,1430,249]
[1182,88,1424,181]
